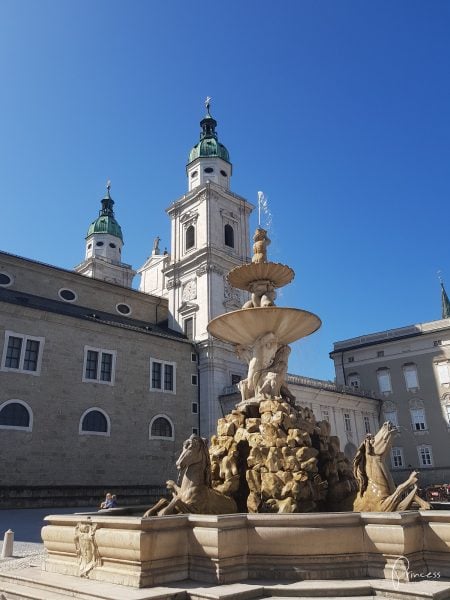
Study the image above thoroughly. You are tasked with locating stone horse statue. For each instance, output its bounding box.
[143,435,237,517]
[353,421,431,512]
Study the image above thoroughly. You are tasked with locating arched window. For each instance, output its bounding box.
[185,225,195,251]
[79,408,110,436]
[224,224,234,248]
[0,400,32,431]
[149,415,174,440]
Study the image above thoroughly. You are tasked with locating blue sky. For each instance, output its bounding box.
[1,1,449,380]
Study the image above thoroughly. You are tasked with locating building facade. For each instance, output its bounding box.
[0,193,198,494]
[331,317,450,486]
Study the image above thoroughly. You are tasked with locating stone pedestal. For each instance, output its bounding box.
[40,511,450,588]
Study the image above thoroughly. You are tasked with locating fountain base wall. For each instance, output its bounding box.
[41,511,450,588]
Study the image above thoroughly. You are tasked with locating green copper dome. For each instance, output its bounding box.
[86,187,123,242]
[188,107,230,164]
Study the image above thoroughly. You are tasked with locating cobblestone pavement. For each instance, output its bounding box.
[0,506,96,572]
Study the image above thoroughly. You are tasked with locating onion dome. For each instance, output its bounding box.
[86,182,123,241]
[188,100,230,164]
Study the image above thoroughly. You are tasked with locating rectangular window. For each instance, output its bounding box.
[411,408,426,431]
[436,362,450,385]
[83,347,116,384]
[152,361,162,389]
[191,374,198,385]
[403,364,419,390]
[418,445,433,467]
[164,364,174,391]
[192,402,198,414]
[377,350,385,358]
[192,427,199,435]
[363,416,371,434]
[377,369,392,394]
[348,356,354,363]
[1,331,44,375]
[150,359,176,394]
[344,413,352,432]
[391,447,404,468]
[184,317,194,341]
[191,352,197,363]
[321,408,330,422]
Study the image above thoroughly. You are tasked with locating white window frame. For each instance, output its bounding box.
[417,445,434,467]
[184,224,196,253]
[321,408,330,422]
[149,414,175,440]
[410,407,427,431]
[0,399,33,432]
[436,361,450,386]
[403,364,419,391]
[377,368,392,394]
[79,407,111,437]
[391,447,404,469]
[1,331,45,376]
[150,358,176,394]
[343,412,352,433]
[82,346,116,386]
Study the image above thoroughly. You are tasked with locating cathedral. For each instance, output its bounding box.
[0,104,378,502]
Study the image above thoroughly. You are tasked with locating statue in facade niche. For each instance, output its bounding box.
[143,435,237,516]
[353,421,431,512]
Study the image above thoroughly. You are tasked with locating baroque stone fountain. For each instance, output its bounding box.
[206,226,357,513]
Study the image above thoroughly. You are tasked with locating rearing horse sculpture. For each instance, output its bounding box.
[143,435,237,517]
[353,421,431,512]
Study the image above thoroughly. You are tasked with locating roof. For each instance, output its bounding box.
[0,286,188,343]
[188,110,230,165]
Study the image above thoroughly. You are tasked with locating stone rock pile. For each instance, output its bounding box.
[209,397,356,513]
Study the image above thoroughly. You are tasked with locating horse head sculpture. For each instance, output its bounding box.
[143,434,237,517]
[353,421,430,512]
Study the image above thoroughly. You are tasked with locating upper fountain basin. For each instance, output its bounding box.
[227,262,295,291]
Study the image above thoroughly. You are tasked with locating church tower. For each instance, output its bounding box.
[139,101,254,435]
[75,183,135,287]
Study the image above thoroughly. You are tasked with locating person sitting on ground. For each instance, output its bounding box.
[100,492,115,509]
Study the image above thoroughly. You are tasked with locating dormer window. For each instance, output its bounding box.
[204,167,214,174]
[96,241,104,247]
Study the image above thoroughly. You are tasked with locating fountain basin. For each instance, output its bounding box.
[208,306,321,346]
[228,261,294,290]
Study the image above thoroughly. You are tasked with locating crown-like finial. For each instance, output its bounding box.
[106,179,111,195]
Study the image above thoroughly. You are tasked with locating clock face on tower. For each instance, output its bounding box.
[182,279,197,301]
